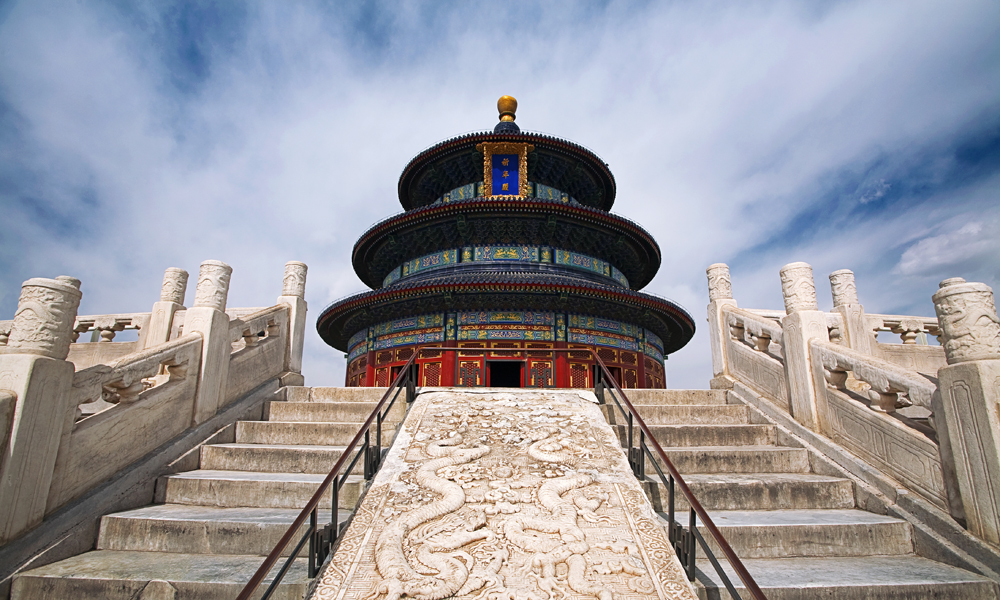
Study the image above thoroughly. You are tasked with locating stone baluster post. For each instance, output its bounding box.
[184,260,233,425]
[779,262,830,431]
[706,263,737,389]
[932,277,1000,545]
[0,276,81,544]
[143,267,189,349]
[829,269,878,356]
[277,261,307,384]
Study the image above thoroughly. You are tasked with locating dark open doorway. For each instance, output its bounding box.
[487,361,523,387]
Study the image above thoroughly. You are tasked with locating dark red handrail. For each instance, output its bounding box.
[236,346,765,600]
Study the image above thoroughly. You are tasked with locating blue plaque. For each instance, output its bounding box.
[491,154,518,195]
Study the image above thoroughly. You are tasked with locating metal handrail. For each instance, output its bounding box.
[591,353,767,600]
[236,346,765,600]
[235,353,420,600]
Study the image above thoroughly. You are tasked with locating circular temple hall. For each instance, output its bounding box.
[317,97,695,388]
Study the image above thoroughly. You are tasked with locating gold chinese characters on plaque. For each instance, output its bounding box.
[476,142,533,198]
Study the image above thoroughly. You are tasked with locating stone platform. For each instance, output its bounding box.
[312,388,697,600]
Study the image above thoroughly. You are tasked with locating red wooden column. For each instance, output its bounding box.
[364,350,376,387]
[554,341,569,388]
[441,341,457,386]
[637,351,647,389]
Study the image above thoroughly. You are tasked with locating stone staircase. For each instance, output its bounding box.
[10,386,1000,599]
[626,389,999,600]
[10,387,404,600]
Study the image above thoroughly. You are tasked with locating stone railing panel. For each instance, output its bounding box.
[820,386,948,510]
[723,307,789,409]
[67,313,152,370]
[46,334,203,512]
[225,306,289,404]
[809,338,949,510]
[811,339,936,413]
[725,306,784,360]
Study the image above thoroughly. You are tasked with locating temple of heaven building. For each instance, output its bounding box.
[317,96,694,389]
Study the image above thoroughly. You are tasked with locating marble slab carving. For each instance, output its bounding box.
[313,389,696,600]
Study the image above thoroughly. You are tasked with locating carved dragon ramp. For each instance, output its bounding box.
[312,389,697,600]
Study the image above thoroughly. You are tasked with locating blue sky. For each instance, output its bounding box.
[1,1,998,388]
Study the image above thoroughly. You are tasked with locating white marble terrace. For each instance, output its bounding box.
[706,261,1000,548]
[0,260,308,547]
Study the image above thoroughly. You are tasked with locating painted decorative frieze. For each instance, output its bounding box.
[313,389,697,600]
[3,276,82,360]
[402,250,458,278]
[556,249,611,278]
[933,277,1000,364]
[474,246,539,262]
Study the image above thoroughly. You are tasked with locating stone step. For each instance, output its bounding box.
[621,389,729,406]
[286,386,390,403]
[11,550,308,600]
[236,420,396,446]
[644,473,855,512]
[201,443,364,474]
[160,469,365,510]
[662,509,913,559]
[651,445,810,474]
[268,400,405,423]
[693,555,999,600]
[97,504,352,556]
[617,404,749,425]
[645,424,776,447]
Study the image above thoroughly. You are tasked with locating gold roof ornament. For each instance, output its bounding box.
[497,95,517,122]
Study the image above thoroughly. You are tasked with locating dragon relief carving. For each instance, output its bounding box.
[330,391,695,600]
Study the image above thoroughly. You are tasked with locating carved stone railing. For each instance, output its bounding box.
[71,313,151,343]
[65,313,153,370]
[811,339,936,414]
[708,262,1000,545]
[809,338,949,510]
[0,260,308,547]
[69,333,202,420]
[45,334,204,511]
[721,305,789,410]
[225,305,291,404]
[229,305,286,349]
[869,314,942,344]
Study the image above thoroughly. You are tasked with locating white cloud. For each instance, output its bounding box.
[1,0,998,389]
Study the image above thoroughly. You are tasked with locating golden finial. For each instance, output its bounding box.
[497,95,517,122]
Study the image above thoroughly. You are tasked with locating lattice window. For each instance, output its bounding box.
[624,369,638,388]
[376,351,393,366]
[597,348,617,363]
[458,361,482,387]
[359,356,367,369]
[528,350,551,358]
[422,362,441,386]
[569,363,589,388]
[620,351,637,366]
[570,351,591,360]
[375,368,389,387]
[526,343,550,348]
[529,361,552,387]
[459,343,485,356]
[419,348,442,359]
[397,347,414,362]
